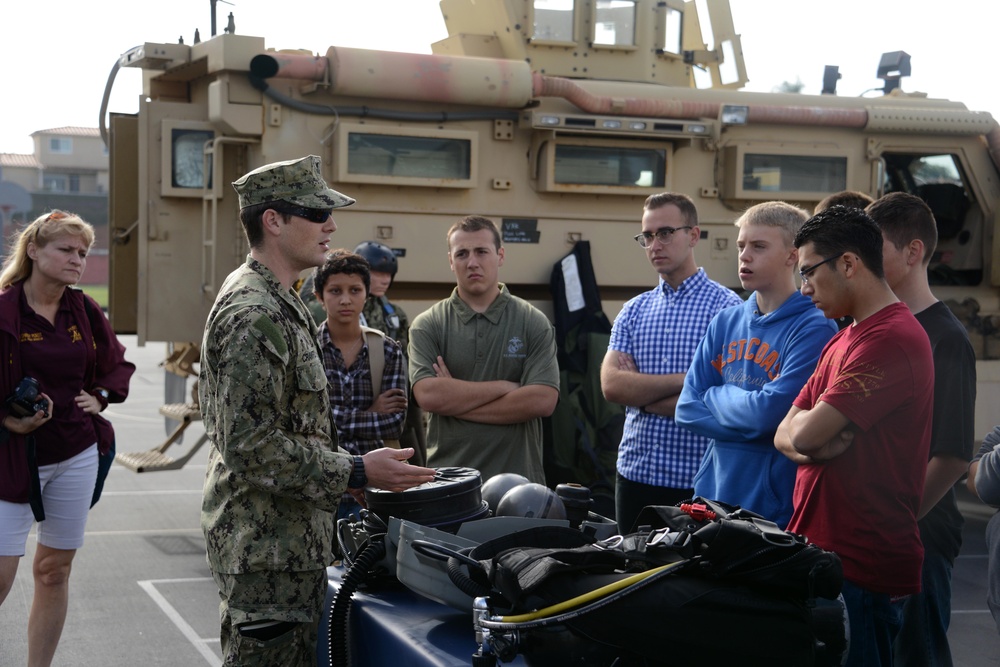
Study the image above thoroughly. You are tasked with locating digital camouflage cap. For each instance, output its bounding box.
[232,155,356,210]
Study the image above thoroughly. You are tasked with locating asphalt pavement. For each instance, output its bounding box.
[0,336,998,666]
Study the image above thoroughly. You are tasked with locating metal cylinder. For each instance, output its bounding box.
[326,46,533,108]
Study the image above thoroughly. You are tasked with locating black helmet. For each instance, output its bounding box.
[354,241,398,278]
[481,473,529,515]
[496,483,567,520]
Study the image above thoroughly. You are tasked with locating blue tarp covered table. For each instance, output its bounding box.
[318,565,527,667]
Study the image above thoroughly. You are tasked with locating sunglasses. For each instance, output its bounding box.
[278,206,332,223]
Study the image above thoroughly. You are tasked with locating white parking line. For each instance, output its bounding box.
[85,528,204,536]
[100,490,204,496]
[138,578,221,667]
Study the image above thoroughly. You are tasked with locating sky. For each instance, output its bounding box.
[1,0,998,155]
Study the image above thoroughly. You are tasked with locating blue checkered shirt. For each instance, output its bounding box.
[610,268,743,488]
[318,322,406,456]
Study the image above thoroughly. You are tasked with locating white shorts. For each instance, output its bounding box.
[0,444,98,556]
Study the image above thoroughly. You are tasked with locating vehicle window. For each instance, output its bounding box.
[533,0,575,42]
[554,144,665,187]
[594,0,637,47]
[742,154,847,193]
[882,152,978,285]
[347,133,471,180]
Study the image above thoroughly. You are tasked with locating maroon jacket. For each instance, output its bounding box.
[0,281,135,504]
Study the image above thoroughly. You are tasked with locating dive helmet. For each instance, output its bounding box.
[481,473,530,515]
[354,241,398,278]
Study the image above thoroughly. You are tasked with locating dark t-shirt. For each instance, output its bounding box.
[915,301,977,561]
[19,292,97,465]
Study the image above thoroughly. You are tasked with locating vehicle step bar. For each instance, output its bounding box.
[115,403,208,472]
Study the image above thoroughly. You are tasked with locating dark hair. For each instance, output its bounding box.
[865,192,938,263]
[312,249,371,296]
[794,205,885,279]
[446,215,501,251]
[814,190,875,215]
[643,192,699,228]
[238,201,295,249]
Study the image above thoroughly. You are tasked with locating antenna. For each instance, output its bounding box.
[210,0,235,37]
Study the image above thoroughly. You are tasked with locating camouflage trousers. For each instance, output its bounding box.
[211,568,327,667]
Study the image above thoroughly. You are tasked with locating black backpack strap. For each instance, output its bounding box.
[26,434,44,521]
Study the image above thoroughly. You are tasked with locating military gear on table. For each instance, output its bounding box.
[232,154,356,210]
[200,256,351,574]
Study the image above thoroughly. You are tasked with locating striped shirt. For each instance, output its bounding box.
[610,268,742,488]
[318,322,406,456]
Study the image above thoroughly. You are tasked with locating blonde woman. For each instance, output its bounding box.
[0,210,134,667]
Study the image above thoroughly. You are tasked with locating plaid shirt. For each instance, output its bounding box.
[318,322,406,456]
[609,268,742,488]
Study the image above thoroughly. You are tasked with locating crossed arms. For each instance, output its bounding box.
[774,401,855,464]
[412,356,557,424]
[600,349,684,416]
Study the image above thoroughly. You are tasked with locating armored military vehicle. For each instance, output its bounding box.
[105,0,1000,469]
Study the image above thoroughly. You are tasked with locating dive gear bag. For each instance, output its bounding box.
[463,497,846,666]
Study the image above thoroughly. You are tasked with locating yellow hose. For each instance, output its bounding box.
[498,560,686,623]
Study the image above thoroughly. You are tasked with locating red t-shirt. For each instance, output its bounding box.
[787,302,933,595]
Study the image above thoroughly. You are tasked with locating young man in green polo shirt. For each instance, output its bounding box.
[408,215,560,484]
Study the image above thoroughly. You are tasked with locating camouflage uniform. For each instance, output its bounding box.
[362,295,409,355]
[297,273,327,325]
[200,155,356,666]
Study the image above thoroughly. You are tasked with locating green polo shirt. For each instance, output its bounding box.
[409,284,559,484]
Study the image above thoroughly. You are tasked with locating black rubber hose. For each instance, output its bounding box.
[446,553,492,599]
[409,539,480,568]
[328,537,387,667]
[406,540,491,600]
[247,73,521,122]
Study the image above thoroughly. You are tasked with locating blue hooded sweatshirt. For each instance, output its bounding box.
[675,291,837,527]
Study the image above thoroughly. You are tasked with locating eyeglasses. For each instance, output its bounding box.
[799,254,843,285]
[633,226,693,248]
[44,210,69,223]
[277,206,332,223]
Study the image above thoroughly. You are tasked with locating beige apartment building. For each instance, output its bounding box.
[0,126,109,284]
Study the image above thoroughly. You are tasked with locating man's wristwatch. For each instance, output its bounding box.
[348,455,367,489]
[93,388,110,411]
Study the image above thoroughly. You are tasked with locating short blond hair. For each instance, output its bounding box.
[735,201,809,246]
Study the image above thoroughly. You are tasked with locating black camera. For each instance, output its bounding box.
[5,377,49,418]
